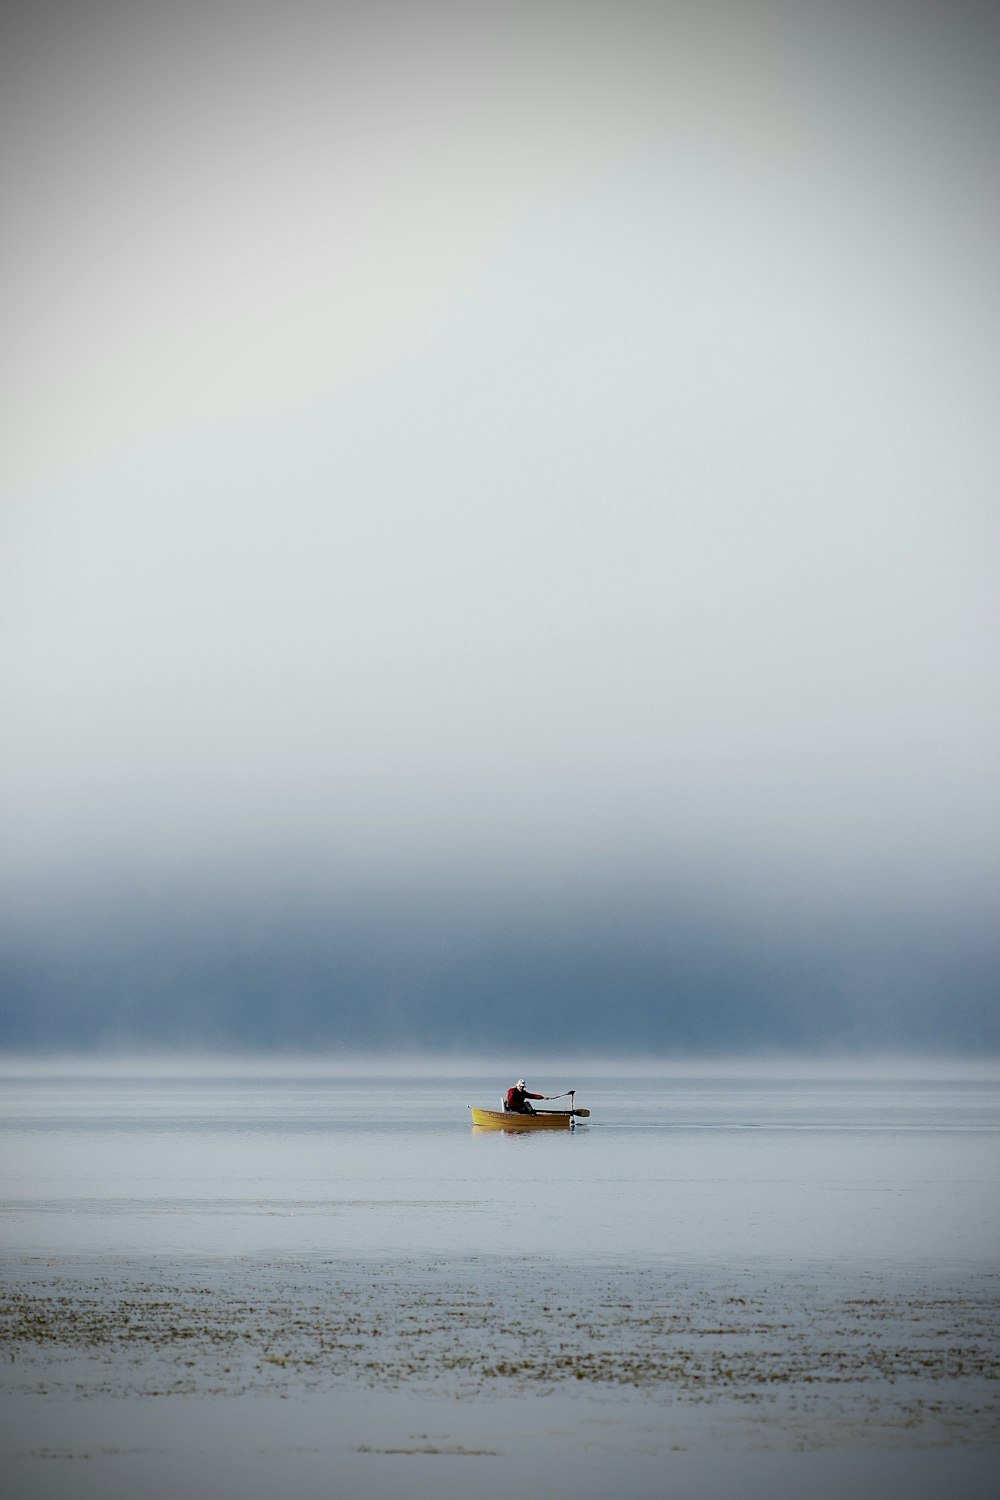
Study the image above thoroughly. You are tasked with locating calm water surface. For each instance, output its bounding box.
[3,1070,998,1264]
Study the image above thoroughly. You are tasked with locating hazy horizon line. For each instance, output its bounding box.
[2,1047,998,1082]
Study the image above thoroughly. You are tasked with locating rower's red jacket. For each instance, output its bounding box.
[505,1086,544,1111]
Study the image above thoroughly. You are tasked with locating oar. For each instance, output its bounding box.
[536,1090,590,1118]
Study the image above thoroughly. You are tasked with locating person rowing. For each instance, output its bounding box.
[504,1079,550,1115]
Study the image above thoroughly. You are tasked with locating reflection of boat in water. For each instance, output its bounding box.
[469,1105,590,1130]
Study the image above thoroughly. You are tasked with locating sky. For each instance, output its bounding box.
[2,0,998,1056]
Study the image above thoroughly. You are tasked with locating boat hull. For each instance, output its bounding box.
[469,1105,573,1129]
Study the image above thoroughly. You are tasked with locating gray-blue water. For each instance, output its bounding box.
[3,1066,998,1264]
[3,1064,999,1500]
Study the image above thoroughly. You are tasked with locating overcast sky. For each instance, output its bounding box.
[2,0,997,1053]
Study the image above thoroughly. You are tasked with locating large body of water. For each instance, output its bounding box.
[2,1064,999,1500]
[2,1067,999,1262]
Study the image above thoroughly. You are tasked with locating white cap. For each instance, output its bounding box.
[517,1079,526,1089]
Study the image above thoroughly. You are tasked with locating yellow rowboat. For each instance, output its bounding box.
[469,1105,589,1130]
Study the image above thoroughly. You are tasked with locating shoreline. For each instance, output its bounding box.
[3,1251,999,1499]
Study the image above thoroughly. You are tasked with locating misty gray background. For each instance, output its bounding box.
[2,0,997,1055]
